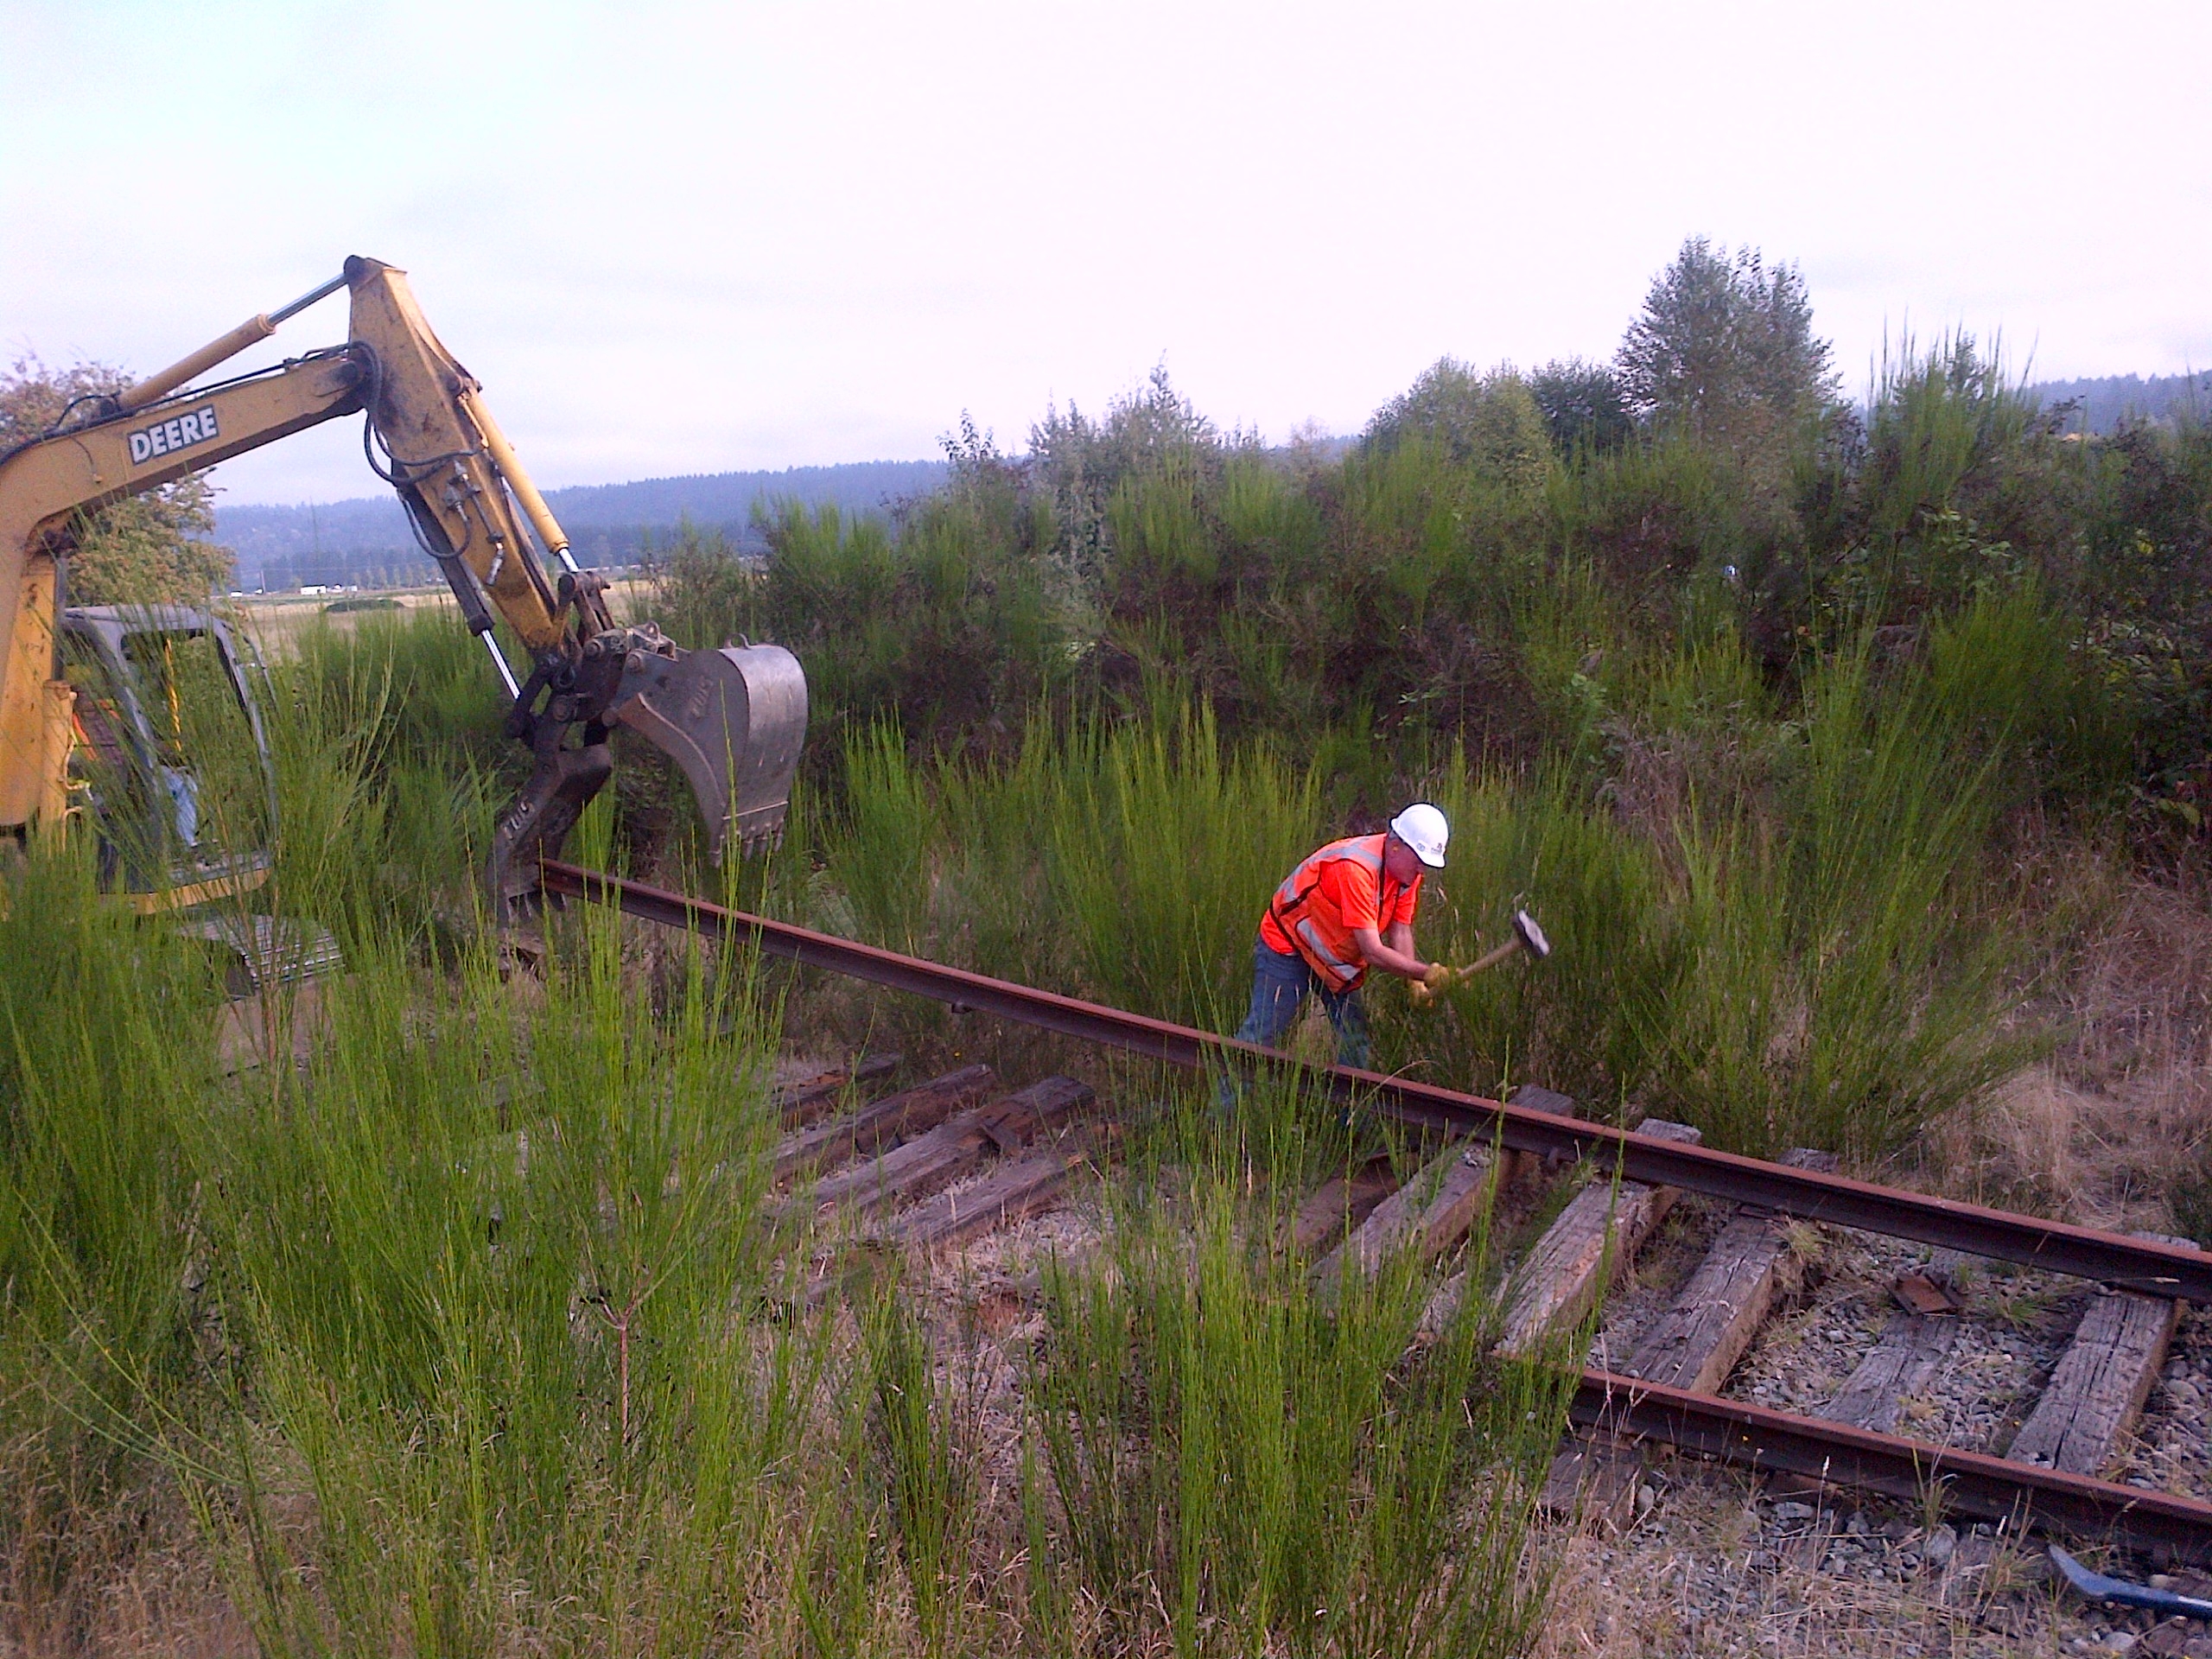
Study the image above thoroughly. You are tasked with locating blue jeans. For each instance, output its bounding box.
[1219,942,1370,1109]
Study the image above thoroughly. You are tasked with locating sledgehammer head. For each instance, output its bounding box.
[1439,907,1555,985]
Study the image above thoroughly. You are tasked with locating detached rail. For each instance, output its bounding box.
[537,860,2212,1302]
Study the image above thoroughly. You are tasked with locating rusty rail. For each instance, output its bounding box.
[542,859,2212,1555]
[1573,1370,2212,1563]
[539,860,2212,1302]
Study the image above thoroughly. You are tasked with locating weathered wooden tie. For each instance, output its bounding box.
[1612,1148,1839,1391]
[890,1132,1103,1251]
[810,1077,1095,1218]
[2005,1233,2191,1476]
[772,1052,902,1128]
[1821,1312,1959,1434]
[1310,1141,1498,1304]
[1288,1157,1402,1255]
[772,1064,995,1182]
[1486,1115,1700,1527]
[1493,1120,1703,1358]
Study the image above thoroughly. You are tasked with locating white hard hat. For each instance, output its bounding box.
[1389,802,1449,868]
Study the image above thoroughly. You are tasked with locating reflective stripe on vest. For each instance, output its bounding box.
[1268,835,1391,992]
[1295,918,1360,980]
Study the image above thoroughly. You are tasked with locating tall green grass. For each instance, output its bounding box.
[189,920,819,1651]
[1026,1179,1567,1658]
[1049,705,1320,1029]
[818,706,1320,1029]
[0,845,209,1640]
[805,582,2094,1161]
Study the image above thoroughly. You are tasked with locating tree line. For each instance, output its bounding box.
[651,237,2210,835]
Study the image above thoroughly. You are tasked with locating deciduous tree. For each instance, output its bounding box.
[1529,358,1632,455]
[1364,359,1555,493]
[0,356,235,604]
[1617,238,1838,441]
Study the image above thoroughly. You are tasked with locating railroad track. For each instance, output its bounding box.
[543,859,2212,1571]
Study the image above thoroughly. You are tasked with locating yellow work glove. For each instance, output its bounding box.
[1421,963,1457,992]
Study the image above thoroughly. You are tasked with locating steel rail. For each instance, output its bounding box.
[1573,1369,2212,1563]
[539,860,2212,1301]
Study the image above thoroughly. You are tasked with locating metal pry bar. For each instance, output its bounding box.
[2050,1546,2212,1620]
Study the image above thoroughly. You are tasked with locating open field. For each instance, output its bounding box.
[229,584,458,654]
[6,324,2212,1653]
[226,578,655,658]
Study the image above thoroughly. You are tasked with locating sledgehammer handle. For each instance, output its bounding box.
[1461,938,1522,977]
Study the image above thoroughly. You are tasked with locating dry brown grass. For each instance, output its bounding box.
[0,1462,247,1658]
[1916,838,2212,1236]
[2052,855,2212,1084]
[1942,1062,2211,1232]
[1528,1464,2097,1659]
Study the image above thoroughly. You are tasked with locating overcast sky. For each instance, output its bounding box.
[4,1,2206,505]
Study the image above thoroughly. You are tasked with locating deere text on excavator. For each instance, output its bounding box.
[0,257,807,929]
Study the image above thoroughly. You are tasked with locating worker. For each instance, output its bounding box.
[1223,804,1451,1091]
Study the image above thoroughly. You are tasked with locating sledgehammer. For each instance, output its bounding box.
[1456,909,1552,979]
[1412,909,1552,1003]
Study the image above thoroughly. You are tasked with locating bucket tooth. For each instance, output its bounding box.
[609,642,808,861]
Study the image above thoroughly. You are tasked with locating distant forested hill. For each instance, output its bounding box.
[2026,372,2207,434]
[216,458,948,590]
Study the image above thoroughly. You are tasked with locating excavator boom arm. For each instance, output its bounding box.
[0,257,806,903]
[341,257,567,652]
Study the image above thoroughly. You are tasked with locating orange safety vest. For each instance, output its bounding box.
[1261,833,1417,993]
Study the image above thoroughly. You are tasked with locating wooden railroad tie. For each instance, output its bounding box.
[772,1064,996,1182]
[2004,1231,2193,1478]
[888,1124,1110,1252]
[1617,1147,1840,1394]
[810,1077,1096,1221]
[1288,1156,1403,1255]
[1485,1114,1704,1530]
[1309,1139,1503,1307]
[1304,1084,1577,1301]
[1821,1311,1960,1435]
[1492,1118,1703,1358]
[772,1052,902,1128]
[795,1074,1100,1308]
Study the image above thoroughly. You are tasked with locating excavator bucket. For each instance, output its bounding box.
[608,642,809,862]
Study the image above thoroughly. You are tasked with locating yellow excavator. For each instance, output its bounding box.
[0,257,806,944]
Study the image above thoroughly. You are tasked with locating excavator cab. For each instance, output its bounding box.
[59,605,275,892]
[57,605,339,989]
